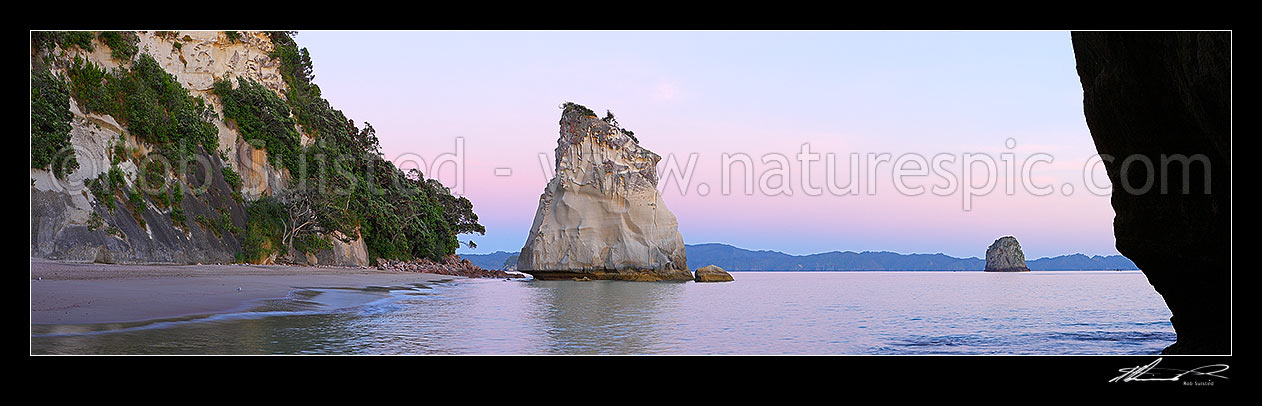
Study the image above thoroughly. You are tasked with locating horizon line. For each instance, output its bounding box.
[459,242,1129,261]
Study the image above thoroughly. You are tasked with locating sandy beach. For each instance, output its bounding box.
[30,259,460,325]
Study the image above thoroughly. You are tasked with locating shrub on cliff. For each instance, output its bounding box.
[220,166,243,192]
[31,69,79,179]
[241,196,285,263]
[65,56,112,114]
[264,31,484,263]
[32,31,95,53]
[85,165,126,210]
[98,31,139,61]
[170,207,187,228]
[65,54,218,162]
[238,190,337,263]
[212,77,301,172]
[137,157,175,208]
[125,54,218,158]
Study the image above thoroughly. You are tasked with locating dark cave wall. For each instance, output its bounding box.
[1071,31,1230,354]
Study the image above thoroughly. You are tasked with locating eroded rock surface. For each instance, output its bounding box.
[985,236,1030,272]
[30,31,366,266]
[694,265,734,282]
[518,104,689,281]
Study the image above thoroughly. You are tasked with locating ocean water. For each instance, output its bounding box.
[29,271,1175,355]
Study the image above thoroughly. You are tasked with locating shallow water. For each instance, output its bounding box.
[29,271,1174,355]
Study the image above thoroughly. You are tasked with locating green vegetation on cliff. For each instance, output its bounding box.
[241,31,485,263]
[139,158,172,207]
[64,56,111,113]
[220,166,243,192]
[241,195,285,262]
[212,77,301,171]
[65,54,219,161]
[97,31,138,61]
[30,69,78,179]
[31,31,485,265]
[32,31,95,53]
[85,165,126,211]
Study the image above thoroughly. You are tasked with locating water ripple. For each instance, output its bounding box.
[31,272,1176,355]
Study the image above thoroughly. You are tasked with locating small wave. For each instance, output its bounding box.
[882,329,1175,354]
[892,334,1004,348]
[1061,320,1171,328]
[1044,330,1176,342]
[32,287,418,339]
[30,309,335,338]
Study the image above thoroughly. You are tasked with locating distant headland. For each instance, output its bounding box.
[462,243,1138,272]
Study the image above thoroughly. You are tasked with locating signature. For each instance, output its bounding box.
[1110,358,1229,383]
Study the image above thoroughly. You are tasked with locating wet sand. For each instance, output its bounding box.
[30,259,459,325]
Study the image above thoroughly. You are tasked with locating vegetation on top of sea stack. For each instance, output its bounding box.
[602,109,638,143]
[561,102,640,143]
[561,101,597,117]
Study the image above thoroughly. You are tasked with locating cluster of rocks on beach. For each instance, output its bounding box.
[376,255,526,279]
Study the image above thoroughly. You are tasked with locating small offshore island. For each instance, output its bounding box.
[985,236,1031,272]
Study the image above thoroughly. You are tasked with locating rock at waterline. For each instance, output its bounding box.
[694,265,734,282]
[985,236,1030,272]
[517,103,691,281]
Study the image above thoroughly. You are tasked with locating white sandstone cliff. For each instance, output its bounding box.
[518,104,690,281]
[29,31,367,266]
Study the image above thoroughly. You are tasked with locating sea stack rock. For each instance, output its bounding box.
[985,236,1030,272]
[694,265,734,282]
[517,103,690,281]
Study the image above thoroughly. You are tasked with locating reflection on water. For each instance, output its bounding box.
[30,272,1176,355]
[30,287,399,355]
[528,280,685,354]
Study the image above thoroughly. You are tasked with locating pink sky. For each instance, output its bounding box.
[295,30,1118,258]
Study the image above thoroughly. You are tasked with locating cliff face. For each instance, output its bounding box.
[984,236,1029,272]
[518,104,690,281]
[1072,32,1231,354]
[30,31,367,266]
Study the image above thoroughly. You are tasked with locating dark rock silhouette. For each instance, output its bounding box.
[1072,32,1230,354]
